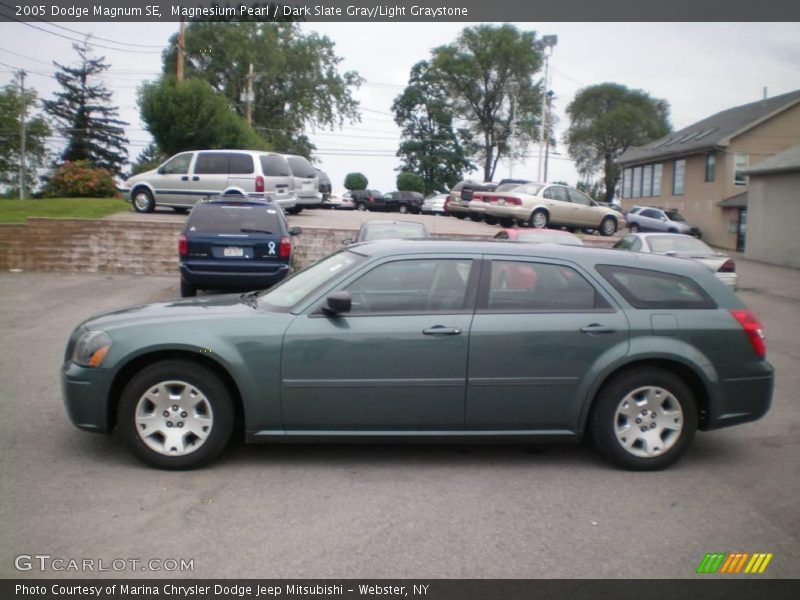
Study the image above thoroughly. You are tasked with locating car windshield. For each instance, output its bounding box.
[516,232,584,246]
[363,223,426,241]
[664,210,687,222]
[187,203,280,234]
[259,251,363,309]
[648,236,713,254]
[495,183,524,192]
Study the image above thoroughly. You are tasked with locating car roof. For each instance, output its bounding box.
[347,239,714,277]
[202,197,276,207]
[361,220,427,228]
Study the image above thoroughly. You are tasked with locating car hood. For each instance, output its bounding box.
[78,293,267,332]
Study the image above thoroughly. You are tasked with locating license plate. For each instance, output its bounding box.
[223,247,244,257]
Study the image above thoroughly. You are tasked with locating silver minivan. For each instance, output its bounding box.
[282,154,321,213]
[123,150,297,213]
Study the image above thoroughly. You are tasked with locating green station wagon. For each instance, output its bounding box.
[62,240,773,470]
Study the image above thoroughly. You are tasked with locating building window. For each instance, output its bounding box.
[632,166,642,198]
[672,159,686,195]
[622,168,632,198]
[734,153,749,186]
[652,164,663,196]
[642,165,653,197]
[705,153,715,182]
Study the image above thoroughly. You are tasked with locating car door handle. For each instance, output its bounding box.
[580,324,617,335]
[422,326,462,336]
[192,176,200,181]
[181,176,189,181]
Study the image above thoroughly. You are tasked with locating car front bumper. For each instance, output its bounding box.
[62,362,112,433]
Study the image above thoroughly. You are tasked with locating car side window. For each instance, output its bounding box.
[228,154,254,175]
[567,188,593,206]
[630,238,643,252]
[614,236,634,250]
[486,261,608,312]
[543,186,569,202]
[260,154,291,177]
[194,153,230,175]
[596,265,717,309]
[161,153,192,175]
[640,209,661,219]
[345,259,472,314]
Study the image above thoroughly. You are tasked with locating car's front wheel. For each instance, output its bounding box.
[600,216,617,236]
[590,368,697,470]
[132,189,155,213]
[118,360,234,470]
[398,204,409,214]
[629,223,640,233]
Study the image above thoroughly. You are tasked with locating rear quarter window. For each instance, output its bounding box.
[260,154,291,177]
[228,154,254,175]
[597,265,716,309]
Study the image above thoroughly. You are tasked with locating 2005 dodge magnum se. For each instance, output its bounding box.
[62,240,773,470]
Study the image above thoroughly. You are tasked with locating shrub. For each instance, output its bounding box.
[396,171,425,193]
[44,160,118,198]
[344,172,368,191]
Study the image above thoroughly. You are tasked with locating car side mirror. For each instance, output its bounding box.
[342,238,354,245]
[157,167,166,175]
[289,226,302,236]
[323,291,352,315]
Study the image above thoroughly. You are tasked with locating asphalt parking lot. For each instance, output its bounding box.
[0,258,798,579]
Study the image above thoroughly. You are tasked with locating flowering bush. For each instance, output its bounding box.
[44,161,118,198]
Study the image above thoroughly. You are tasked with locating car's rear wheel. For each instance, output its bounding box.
[180,279,196,298]
[529,209,549,229]
[629,223,640,233]
[469,213,483,222]
[286,207,303,215]
[590,368,697,470]
[132,189,155,213]
[118,360,234,470]
[356,202,367,212]
[484,216,498,225]
[499,218,514,228]
[454,213,466,219]
[600,216,617,236]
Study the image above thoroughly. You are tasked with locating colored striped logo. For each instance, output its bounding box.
[696,552,774,574]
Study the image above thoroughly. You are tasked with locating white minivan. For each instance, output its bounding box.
[282,154,321,213]
[122,150,298,213]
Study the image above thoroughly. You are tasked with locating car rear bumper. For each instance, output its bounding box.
[485,204,529,221]
[446,201,470,214]
[296,193,323,207]
[62,362,111,433]
[180,262,291,289]
[716,272,738,290]
[704,362,774,430]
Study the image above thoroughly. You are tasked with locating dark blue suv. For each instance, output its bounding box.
[178,198,301,297]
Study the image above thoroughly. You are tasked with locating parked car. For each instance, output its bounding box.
[63,240,772,471]
[178,198,302,297]
[123,150,297,213]
[464,182,499,222]
[493,228,584,246]
[282,154,321,213]
[350,220,429,244]
[316,168,332,203]
[625,206,702,237]
[321,193,354,210]
[483,182,623,235]
[613,233,738,289]
[474,182,527,225]
[351,190,424,213]
[445,180,492,219]
[421,194,449,215]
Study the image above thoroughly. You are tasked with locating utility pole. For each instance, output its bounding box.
[18,69,26,200]
[245,63,254,126]
[535,35,557,182]
[507,81,518,178]
[176,17,185,82]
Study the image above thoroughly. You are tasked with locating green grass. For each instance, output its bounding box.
[0,197,127,223]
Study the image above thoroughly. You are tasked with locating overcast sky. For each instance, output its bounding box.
[1,21,799,193]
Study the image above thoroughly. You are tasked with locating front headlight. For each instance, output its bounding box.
[72,331,113,368]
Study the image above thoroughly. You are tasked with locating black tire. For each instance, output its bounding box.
[172,207,189,214]
[132,188,155,213]
[356,202,367,212]
[398,204,409,214]
[180,279,196,298]
[499,218,514,228]
[469,213,483,222]
[590,368,697,471]
[118,360,234,470]
[286,206,303,215]
[529,209,549,229]
[629,223,640,233]
[484,216,498,225]
[454,213,466,220]
[600,216,617,236]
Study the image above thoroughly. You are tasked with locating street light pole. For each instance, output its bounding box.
[536,35,557,183]
[19,69,26,200]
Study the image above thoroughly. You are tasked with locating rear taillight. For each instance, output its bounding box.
[368,195,374,202]
[473,193,484,201]
[730,309,766,358]
[279,236,292,258]
[255,176,265,193]
[178,234,188,256]
[506,196,522,206]
[719,259,736,273]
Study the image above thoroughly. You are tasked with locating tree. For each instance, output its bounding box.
[396,171,425,194]
[138,76,268,156]
[429,24,545,181]
[344,172,367,191]
[43,42,128,174]
[392,61,474,195]
[565,83,671,203]
[161,22,363,156]
[0,83,50,194]
[129,143,165,177]
[576,179,607,203]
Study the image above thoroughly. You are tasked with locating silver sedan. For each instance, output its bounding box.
[613,233,738,290]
